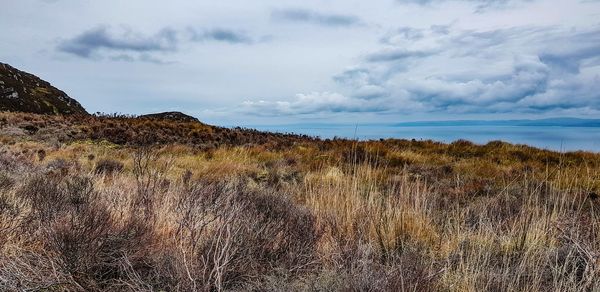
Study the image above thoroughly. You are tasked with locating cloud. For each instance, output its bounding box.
[271,8,362,27]
[241,25,600,116]
[366,49,438,62]
[240,92,391,116]
[395,0,515,3]
[58,26,257,62]
[58,26,178,58]
[369,26,600,114]
[538,33,600,74]
[189,28,254,44]
[380,27,426,44]
[395,0,530,12]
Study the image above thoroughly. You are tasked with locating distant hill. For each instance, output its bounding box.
[0,62,88,115]
[138,111,201,123]
[393,118,600,127]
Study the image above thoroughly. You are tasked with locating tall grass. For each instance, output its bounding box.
[0,133,598,291]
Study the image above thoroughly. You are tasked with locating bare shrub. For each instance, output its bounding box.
[132,146,172,220]
[0,251,75,292]
[171,180,321,291]
[0,172,14,190]
[45,201,114,288]
[94,158,124,175]
[36,175,154,290]
[17,174,64,223]
[22,124,39,135]
[36,149,46,162]
[253,247,437,292]
[45,158,73,177]
[0,151,32,172]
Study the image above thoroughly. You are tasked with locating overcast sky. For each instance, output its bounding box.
[1,0,599,125]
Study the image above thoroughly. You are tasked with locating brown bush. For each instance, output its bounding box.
[171,180,321,290]
[0,172,14,190]
[94,158,124,175]
[45,158,73,176]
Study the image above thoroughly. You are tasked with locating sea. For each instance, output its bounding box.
[243,124,600,152]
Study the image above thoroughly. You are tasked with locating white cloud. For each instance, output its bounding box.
[241,92,387,115]
[2,0,600,123]
[240,24,600,117]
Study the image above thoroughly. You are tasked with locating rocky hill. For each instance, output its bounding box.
[0,62,88,115]
[138,111,201,123]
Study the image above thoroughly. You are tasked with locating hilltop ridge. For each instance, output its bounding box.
[138,111,201,123]
[0,62,88,115]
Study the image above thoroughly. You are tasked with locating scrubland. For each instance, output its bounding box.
[0,112,599,291]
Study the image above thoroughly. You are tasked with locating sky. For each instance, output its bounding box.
[1,0,599,126]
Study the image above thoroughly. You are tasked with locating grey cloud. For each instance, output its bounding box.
[395,0,530,13]
[366,49,437,62]
[58,26,257,62]
[109,54,136,62]
[267,25,600,116]
[380,27,425,44]
[240,92,390,116]
[538,30,600,74]
[333,68,374,86]
[397,27,599,114]
[401,59,550,110]
[334,69,389,99]
[446,27,545,57]
[430,25,451,35]
[395,0,517,5]
[58,26,178,58]
[189,28,254,44]
[271,8,361,27]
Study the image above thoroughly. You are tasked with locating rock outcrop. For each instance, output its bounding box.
[138,111,201,123]
[0,62,88,115]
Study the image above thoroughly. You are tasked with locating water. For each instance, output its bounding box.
[244,124,600,152]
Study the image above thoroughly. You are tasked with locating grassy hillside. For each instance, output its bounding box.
[0,112,599,291]
[0,63,88,115]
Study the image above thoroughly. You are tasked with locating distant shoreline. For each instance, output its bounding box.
[239,118,600,129]
[241,121,600,152]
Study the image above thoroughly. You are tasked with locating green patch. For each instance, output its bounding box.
[69,139,121,149]
[31,86,52,96]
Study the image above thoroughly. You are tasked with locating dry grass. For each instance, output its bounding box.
[0,112,599,291]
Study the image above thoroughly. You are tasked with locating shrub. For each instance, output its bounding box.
[22,124,39,135]
[45,158,72,176]
[36,149,46,162]
[172,180,320,290]
[94,159,124,175]
[0,152,31,172]
[16,174,64,222]
[0,172,14,190]
[13,174,155,290]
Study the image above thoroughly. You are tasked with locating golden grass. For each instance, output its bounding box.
[1,113,599,291]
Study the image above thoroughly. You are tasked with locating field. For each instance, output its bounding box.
[0,112,599,291]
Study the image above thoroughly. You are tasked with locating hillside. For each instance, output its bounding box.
[138,111,201,123]
[0,62,87,115]
[0,111,315,147]
[1,110,599,291]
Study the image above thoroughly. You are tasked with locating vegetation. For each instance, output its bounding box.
[0,111,599,291]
